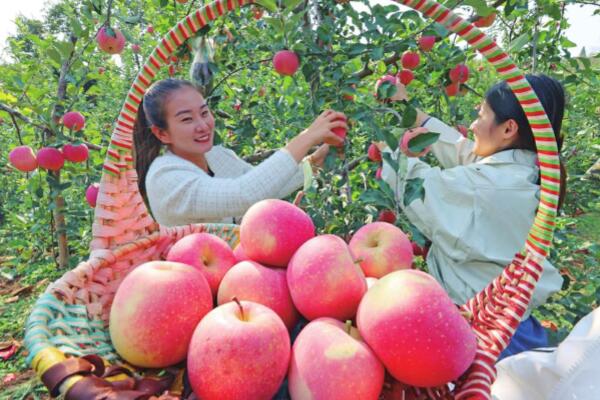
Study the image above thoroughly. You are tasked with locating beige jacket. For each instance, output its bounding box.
[146,146,304,226]
[381,117,563,310]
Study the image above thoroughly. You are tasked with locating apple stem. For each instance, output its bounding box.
[345,320,352,334]
[460,310,473,321]
[232,296,245,321]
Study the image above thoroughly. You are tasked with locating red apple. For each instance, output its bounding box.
[449,64,470,83]
[187,300,290,400]
[131,43,141,53]
[411,242,423,257]
[96,26,126,55]
[232,242,250,262]
[401,51,420,70]
[418,35,436,52]
[109,261,213,367]
[176,0,188,3]
[349,222,412,278]
[36,147,64,171]
[9,146,38,172]
[456,124,469,138]
[398,69,414,86]
[288,318,385,399]
[273,50,300,76]
[166,233,237,297]
[171,55,179,63]
[328,117,347,147]
[367,143,382,162]
[217,260,299,330]
[474,12,496,28]
[357,270,477,387]
[146,25,154,34]
[376,209,396,224]
[168,64,176,76]
[252,7,264,20]
[62,111,85,131]
[445,82,460,97]
[62,143,89,163]
[98,67,106,74]
[287,234,367,320]
[86,183,99,208]
[343,84,356,101]
[240,199,315,267]
[400,127,431,157]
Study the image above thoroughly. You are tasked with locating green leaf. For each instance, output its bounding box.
[382,152,399,172]
[509,33,530,52]
[360,190,395,210]
[256,0,278,13]
[407,132,440,153]
[371,47,384,60]
[463,0,495,16]
[302,159,313,191]
[283,0,303,11]
[46,47,63,65]
[403,177,425,206]
[401,105,417,128]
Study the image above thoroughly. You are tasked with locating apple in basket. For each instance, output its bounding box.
[187,300,290,400]
[217,260,300,330]
[288,317,385,400]
[240,199,315,268]
[357,270,477,387]
[287,234,367,321]
[232,242,250,262]
[349,222,413,278]
[166,232,237,297]
[109,261,213,368]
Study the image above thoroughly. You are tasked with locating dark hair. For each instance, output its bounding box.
[485,74,567,211]
[134,78,197,198]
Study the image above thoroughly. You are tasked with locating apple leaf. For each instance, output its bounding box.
[302,159,313,191]
[463,0,495,17]
[509,33,530,52]
[403,178,425,206]
[46,47,63,66]
[359,190,395,210]
[382,152,399,172]
[401,105,417,128]
[407,132,440,153]
[377,81,397,100]
[256,0,278,13]
[283,0,303,11]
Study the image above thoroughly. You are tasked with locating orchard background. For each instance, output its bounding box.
[0,0,598,397]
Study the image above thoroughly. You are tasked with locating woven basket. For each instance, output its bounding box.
[24,0,562,398]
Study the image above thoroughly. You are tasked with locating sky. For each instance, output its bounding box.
[1,0,599,57]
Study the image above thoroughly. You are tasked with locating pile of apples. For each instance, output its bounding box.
[109,199,477,399]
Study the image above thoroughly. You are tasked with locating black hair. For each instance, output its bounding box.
[485,74,567,210]
[133,78,197,198]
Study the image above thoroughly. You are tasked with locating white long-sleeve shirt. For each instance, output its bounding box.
[492,307,600,400]
[381,117,563,310]
[146,146,304,227]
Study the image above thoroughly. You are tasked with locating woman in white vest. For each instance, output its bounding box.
[381,74,566,358]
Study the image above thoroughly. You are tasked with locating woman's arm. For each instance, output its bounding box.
[389,82,478,168]
[146,149,303,225]
[380,147,476,251]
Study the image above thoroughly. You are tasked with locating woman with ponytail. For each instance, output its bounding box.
[134,78,346,226]
[379,74,566,359]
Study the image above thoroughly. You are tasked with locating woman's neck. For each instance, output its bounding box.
[169,147,210,172]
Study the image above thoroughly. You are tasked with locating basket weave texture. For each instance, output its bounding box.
[24,0,562,398]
